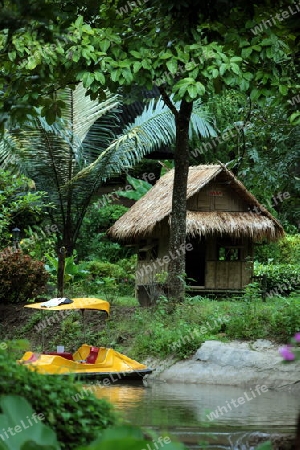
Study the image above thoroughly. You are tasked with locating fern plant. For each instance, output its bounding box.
[0,85,215,294]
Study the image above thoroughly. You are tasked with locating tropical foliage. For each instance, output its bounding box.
[76,203,130,262]
[1,0,299,301]
[190,91,300,230]
[0,85,215,293]
[0,394,187,450]
[0,170,49,249]
[116,175,152,201]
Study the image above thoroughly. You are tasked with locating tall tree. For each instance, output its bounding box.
[94,0,298,301]
[1,0,299,300]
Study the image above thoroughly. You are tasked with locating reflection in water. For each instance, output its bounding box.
[90,381,299,448]
[91,382,146,407]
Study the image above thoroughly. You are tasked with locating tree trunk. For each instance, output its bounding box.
[166,99,193,303]
[57,226,74,297]
[57,246,66,297]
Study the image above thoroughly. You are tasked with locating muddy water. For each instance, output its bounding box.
[90,381,299,448]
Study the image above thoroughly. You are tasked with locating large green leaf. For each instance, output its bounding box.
[79,425,187,450]
[116,175,152,200]
[0,396,60,450]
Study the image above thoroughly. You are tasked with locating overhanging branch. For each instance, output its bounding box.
[158,86,179,119]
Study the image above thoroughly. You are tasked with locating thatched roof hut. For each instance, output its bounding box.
[109,164,284,242]
[109,164,284,301]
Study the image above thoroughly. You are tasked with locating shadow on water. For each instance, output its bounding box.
[88,380,299,449]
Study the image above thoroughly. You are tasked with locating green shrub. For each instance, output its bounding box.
[76,203,132,262]
[0,170,51,250]
[21,224,57,261]
[0,341,117,450]
[0,250,49,303]
[80,233,133,263]
[45,252,89,285]
[254,263,300,297]
[269,299,300,339]
[0,395,187,450]
[225,296,300,342]
[254,233,300,264]
[277,234,300,264]
[85,258,135,296]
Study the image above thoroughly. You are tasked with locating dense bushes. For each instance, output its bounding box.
[76,203,132,262]
[0,394,187,450]
[0,250,49,302]
[0,170,50,250]
[0,341,117,450]
[254,263,300,297]
[85,257,136,297]
[254,234,300,264]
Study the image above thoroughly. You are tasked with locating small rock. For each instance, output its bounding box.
[252,339,275,351]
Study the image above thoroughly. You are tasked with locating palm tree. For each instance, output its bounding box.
[0,84,215,295]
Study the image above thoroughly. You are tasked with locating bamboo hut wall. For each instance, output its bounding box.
[187,182,248,212]
[135,237,169,286]
[135,259,169,285]
[205,237,253,289]
[206,261,244,289]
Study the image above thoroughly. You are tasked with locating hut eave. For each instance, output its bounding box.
[185,211,284,242]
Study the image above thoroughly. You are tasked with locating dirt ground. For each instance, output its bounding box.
[0,301,137,351]
[0,302,31,337]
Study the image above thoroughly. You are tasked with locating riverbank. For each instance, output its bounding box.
[0,298,299,392]
[145,339,300,392]
[1,300,299,450]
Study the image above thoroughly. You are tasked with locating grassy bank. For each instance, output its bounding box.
[1,292,299,361]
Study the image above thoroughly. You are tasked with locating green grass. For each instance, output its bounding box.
[103,293,300,360]
[5,292,300,362]
[112,295,139,306]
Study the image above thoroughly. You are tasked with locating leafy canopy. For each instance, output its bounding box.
[0,0,299,128]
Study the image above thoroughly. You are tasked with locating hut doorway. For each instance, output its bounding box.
[185,239,206,286]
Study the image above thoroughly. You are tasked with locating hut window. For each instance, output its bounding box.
[138,240,148,261]
[150,245,158,259]
[138,240,159,261]
[138,250,147,261]
[218,247,241,261]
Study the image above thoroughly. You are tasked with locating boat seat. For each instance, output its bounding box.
[43,351,73,360]
[85,346,99,364]
[23,352,40,363]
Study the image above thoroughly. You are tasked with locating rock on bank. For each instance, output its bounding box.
[147,340,300,391]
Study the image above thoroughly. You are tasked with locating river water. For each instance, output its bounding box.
[89,380,299,449]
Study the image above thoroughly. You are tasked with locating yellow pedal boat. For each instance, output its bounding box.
[19,297,152,379]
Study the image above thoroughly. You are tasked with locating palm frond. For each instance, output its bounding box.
[55,84,121,168]
[190,100,217,139]
[0,89,216,244]
[59,83,120,145]
[0,132,23,172]
[70,96,216,185]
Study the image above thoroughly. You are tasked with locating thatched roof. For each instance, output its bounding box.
[108,164,284,242]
